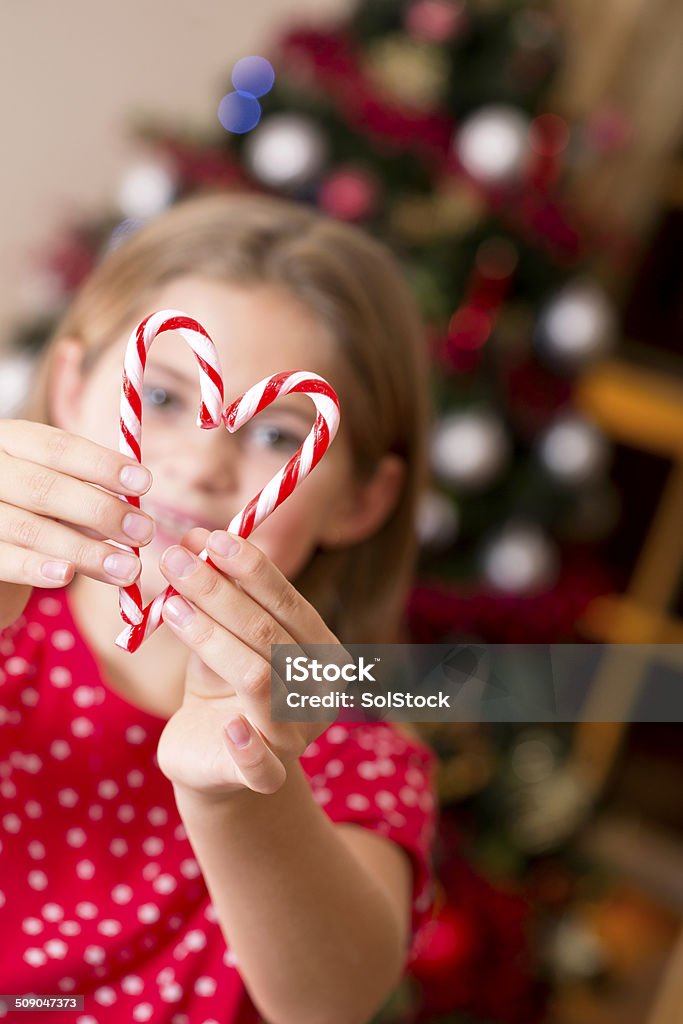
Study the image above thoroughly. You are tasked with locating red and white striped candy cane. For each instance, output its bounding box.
[115,362,340,653]
[117,309,225,631]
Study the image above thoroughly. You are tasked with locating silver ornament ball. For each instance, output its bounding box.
[481,521,559,594]
[430,409,510,491]
[244,114,328,191]
[455,105,531,184]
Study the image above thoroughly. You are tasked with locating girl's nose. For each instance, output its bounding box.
[171,426,239,494]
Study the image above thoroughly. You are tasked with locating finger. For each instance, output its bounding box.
[0,538,75,588]
[202,531,334,645]
[0,451,156,550]
[158,542,299,661]
[222,714,287,795]
[160,596,281,740]
[0,419,153,497]
[0,504,142,587]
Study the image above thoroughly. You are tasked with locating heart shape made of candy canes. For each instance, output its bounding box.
[114,309,340,653]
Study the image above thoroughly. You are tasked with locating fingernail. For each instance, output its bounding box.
[161,546,196,578]
[208,531,240,557]
[123,512,155,543]
[41,559,72,582]
[119,465,152,494]
[225,716,250,748]
[103,552,140,583]
[163,595,195,627]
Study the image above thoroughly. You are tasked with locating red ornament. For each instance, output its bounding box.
[404,0,467,43]
[317,166,379,221]
[408,902,481,983]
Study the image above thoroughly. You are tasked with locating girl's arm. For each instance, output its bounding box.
[174,761,413,1024]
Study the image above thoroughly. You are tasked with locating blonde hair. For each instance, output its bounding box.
[22,191,433,654]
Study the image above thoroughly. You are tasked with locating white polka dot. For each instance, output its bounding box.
[388,811,407,828]
[2,813,21,832]
[347,793,371,811]
[94,986,117,1006]
[137,903,160,924]
[142,862,160,881]
[399,785,419,806]
[24,947,47,967]
[57,788,78,808]
[313,788,332,805]
[112,884,133,905]
[126,725,146,745]
[22,917,43,935]
[147,806,168,826]
[326,725,348,744]
[173,943,189,961]
[76,1014,98,1024]
[73,686,97,707]
[110,838,128,856]
[71,717,94,738]
[98,919,121,937]
[142,836,164,856]
[76,859,95,880]
[171,1015,189,1024]
[25,800,42,818]
[152,874,177,894]
[204,903,218,923]
[357,761,379,780]
[194,976,216,997]
[52,629,75,651]
[89,804,104,821]
[302,741,320,758]
[375,790,397,810]
[41,903,64,922]
[28,870,48,890]
[44,938,68,959]
[160,983,183,1003]
[0,779,15,798]
[50,739,71,760]
[121,975,144,996]
[179,858,200,879]
[132,1004,153,1022]
[127,769,144,788]
[156,968,174,985]
[75,902,98,920]
[325,759,344,777]
[58,977,76,991]
[185,929,206,951]
[98,779,118,799]
[6,657,30,675]
[26,621,45,641]
[39,597,61,616]
[117,804,135,822]
[223,948,238,967]
[174,823,187,841]
[49,666,71,688]
[58,920,81,936]
[66,827,87,848]
[20,688,39,706]
[406,767,425,787]
[376,758,396,777]
[83,945,106,965]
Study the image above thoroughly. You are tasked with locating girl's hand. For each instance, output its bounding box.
[155,527,349,802]
[0,419,155,626]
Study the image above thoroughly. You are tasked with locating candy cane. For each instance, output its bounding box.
[117,310,225,631]
[115,317,340,653]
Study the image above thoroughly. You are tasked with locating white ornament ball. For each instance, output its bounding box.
[455,105,531,184]
[430,409,510,491]
[416,489,459,549]
[536,282,616,369]
[537,414,609,485]
[244,114,328,191]
[118,160,176,219]
[482,522,559,594]
[0,351,36,417]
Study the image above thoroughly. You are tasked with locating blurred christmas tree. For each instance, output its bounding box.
[2,5,641,1019]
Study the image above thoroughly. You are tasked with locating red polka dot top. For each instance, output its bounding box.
[0,586,438,1023]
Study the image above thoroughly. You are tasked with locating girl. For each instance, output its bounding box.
[0,192,438,1024]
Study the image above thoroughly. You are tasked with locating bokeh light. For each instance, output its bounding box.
[217,91,262,134]
[231,55,275,98]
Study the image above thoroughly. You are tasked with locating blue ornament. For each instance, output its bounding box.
[231,56,275,98]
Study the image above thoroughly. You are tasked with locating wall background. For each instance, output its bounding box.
[0,0,348,347]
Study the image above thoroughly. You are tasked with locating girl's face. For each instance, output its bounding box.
[52,276,388,603]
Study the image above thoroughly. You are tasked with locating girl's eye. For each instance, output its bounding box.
[247,423,304,453]
[142,385,182,412]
